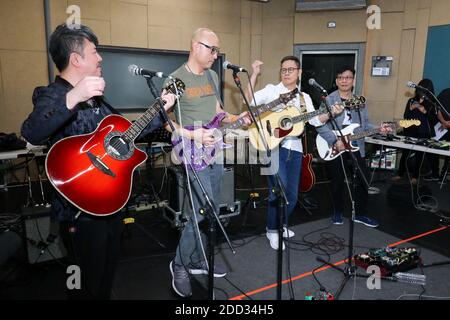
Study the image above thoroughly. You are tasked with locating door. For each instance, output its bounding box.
[300,52,356,107]
[293,43,365,181]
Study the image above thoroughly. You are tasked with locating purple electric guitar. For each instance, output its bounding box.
[171,88,298,171]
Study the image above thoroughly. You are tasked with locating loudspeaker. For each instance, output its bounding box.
[21,206,66,264]
[219,166,235,205]
[165,166,240,228]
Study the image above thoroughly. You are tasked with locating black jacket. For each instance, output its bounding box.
[403,97,436,139]
[21,76,164,221]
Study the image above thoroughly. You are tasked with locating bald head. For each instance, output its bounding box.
[188,28,220,73]
[191,28,218,45]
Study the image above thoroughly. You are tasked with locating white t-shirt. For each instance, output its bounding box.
[251,82,323,153]
[342,109,353,126]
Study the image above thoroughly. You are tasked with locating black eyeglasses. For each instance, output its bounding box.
[198,42,220,55]
[280,67,299,74]
[337,76,354,81]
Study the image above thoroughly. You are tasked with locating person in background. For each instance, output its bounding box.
[393,79,438,183]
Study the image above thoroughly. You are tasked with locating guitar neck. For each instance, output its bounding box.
[251,88,299,115]
[288,98,365,125]
[252,97,285,115]
[220,116,247,134]
[123,100,161,142]
[287,98,366,128]
[220,97,292,133]
[349,127,381,141]
[292,108,326,123]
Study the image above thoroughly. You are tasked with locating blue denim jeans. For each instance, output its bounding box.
[174,164,224,266]
[266,147,302,231]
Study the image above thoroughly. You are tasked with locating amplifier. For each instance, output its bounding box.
[164,166,240,228]
[20,206,66,264]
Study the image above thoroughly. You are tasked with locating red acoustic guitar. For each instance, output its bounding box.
[45,78,185,216]
[299,133,315,193]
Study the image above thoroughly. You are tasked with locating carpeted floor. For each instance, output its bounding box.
[113,218,450,300]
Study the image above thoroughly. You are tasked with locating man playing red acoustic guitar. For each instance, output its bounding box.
[21,23,175,299]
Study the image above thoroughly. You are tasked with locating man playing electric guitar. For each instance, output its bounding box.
[162,28,251,298]
[316,66,391,228]
[170,88,299,171]
[245,57,343,250]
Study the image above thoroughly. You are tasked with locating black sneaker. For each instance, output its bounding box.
[169,261,192,298]
[188,261,227,277]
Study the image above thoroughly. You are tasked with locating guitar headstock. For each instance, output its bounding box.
[398,119,421,128]
[343,95,366,109]
[279,88,299,104]
[164,78,186,98]
[381,121,398,131]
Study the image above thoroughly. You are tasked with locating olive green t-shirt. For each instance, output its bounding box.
[167,64,219,126]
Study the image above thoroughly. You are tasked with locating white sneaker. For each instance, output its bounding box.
[266,232,285,250]
[283,227,295,238]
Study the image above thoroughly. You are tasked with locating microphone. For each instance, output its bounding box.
[308,78,327,93]
[406,81,429,92]
[406,81,418,89]
[223,61,247,73]
[128,64,172,78]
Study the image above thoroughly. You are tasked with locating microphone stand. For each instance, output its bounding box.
[232,71,288,300]
[145,75,235,300]
[312,87,375,299]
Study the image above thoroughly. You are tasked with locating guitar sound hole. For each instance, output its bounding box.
[279,118,292,130]
[108,136,130,157]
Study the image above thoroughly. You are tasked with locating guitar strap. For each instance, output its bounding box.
[348,94,363,125]
[99,96,122,115]
[299,92,307,113]
[356,107,363,125]
[298,92,308,151]
[206,69,224,110]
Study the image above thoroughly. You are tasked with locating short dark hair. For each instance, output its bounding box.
[417,78,434,94]
[336,66,355,78]
[280,55,301,69]
[49,23,99,72]
[414,79,434,100]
